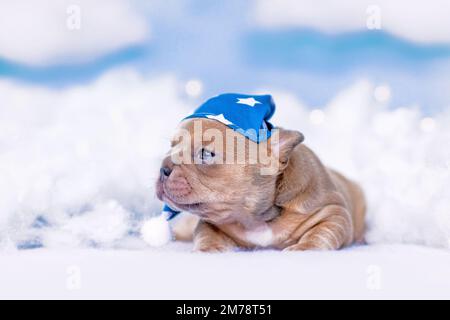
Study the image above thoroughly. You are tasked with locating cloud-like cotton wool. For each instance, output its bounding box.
[0,0,149,66]
[0,69,449,249]
[0,68,192,248]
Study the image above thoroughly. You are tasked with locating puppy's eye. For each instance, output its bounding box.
[198,148,215,164]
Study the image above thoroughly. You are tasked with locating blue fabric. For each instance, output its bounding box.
[163,204,181,220]
[183,93,276,143]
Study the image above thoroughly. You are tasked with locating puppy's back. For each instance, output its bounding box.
[328,169,366,243]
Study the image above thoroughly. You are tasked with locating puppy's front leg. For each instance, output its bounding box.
[284,205,353,251]
[193,221,237,253]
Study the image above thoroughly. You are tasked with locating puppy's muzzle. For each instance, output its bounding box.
[159,165,192,198]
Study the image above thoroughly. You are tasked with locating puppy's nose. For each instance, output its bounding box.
[160,166,172,178]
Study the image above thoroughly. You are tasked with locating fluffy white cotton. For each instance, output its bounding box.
[253,0,450,44]
[141,212,172,247]
[0,69,449,250]
[0,0,149,65]
[41,200,130,248]
[0,68,192,249]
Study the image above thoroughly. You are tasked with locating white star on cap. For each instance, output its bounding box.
[236,97,261,107]
[206,114,233,125]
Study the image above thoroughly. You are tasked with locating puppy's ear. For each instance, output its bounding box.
[271,128,304,169]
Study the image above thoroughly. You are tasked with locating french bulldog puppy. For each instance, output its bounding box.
[156,118,366,252]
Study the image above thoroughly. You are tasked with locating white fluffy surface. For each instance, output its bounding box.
[141,212,172,247]
[0,68,190,249]
[0,244,449,299]
[0,68,449,250]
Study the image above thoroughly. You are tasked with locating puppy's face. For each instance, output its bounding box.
[156,118,303,225]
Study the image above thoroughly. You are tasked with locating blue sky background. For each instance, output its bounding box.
[1,0,450,113]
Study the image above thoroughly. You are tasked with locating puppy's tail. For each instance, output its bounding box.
[171,213,199,242]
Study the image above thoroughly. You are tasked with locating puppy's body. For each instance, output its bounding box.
[157,119,366,252]
[190,145,365,251]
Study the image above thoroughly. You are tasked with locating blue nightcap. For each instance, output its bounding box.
[162,204,182,221]
[183,93,276,143]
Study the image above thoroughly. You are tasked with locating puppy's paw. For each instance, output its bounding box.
[193,242,232,253]
[282,243,308,251]
[282,242,330,251]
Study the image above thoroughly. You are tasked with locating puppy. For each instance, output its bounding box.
[156,118,366,252]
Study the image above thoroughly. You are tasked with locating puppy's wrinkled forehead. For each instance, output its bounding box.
[172,118,229,148]
[170,118,263,165]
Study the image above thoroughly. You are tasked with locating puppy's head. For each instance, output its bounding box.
[156,118,303,225]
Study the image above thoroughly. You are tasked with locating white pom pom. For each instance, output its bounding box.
[141,212,172,247]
